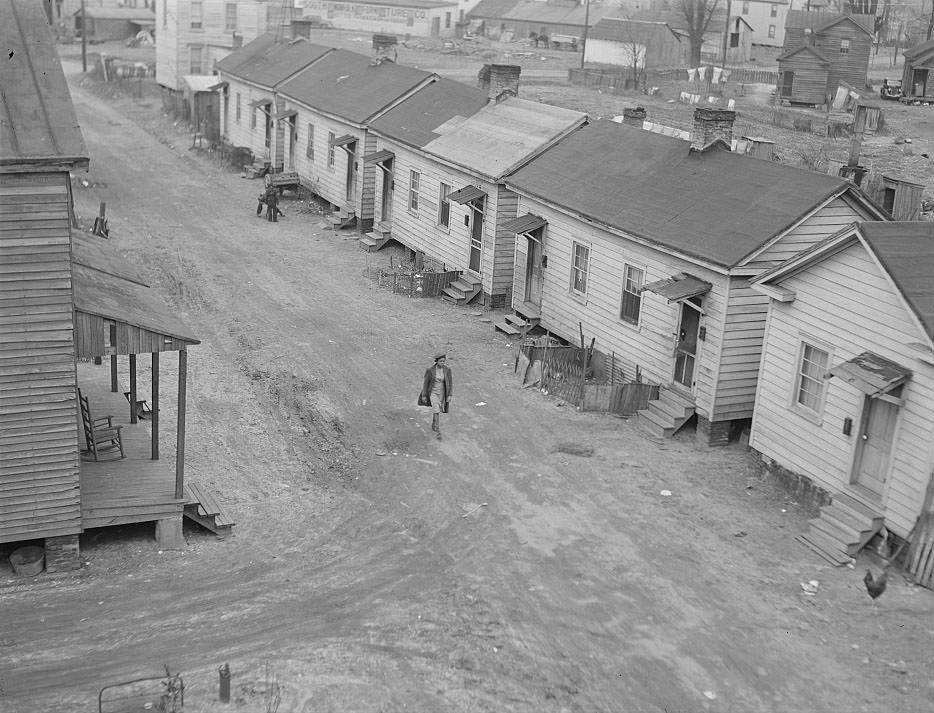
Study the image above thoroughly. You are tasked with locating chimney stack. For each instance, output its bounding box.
[690,107,736,152]
[622,107,647,127]
[479,64,521,103]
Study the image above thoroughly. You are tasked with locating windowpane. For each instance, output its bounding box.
[438,183,451,227]
[327,132,335,167]
[571,242,589,294]
[840,39,850,54]
[189,46,202,74]
[409,170,420,212]
[235,93,241,122]
[225,2,237,31]
[796,343,829,412]
[306,123,314,160]
[191,1,202,28]
[620,265,643,323]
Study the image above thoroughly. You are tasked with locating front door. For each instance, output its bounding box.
[431,16,440,37]
[912,68,928,97]
[524,232,543,307]
[672,297,702,390]
[781,71,794,98]
[380,161,394,222]
[851,392,899,499]
[468,198,484,274]
[287,118,296,170]
[344,142,357,202]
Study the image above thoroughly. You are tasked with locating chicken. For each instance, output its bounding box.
[864,569,888,607]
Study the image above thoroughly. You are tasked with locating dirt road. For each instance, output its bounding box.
[2,67,933,713]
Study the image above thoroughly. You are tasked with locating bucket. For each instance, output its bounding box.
[10,546,45,576]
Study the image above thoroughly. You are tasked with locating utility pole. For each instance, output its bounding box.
[720,0,733,70]
[579,0,590,70]
[80,0,86,72]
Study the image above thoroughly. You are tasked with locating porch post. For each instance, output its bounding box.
[152,351,159,460]
[110,354,118,392]
[175,348,188,500]
[129,353,138,424]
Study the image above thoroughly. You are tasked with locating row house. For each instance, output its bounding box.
[502,109,885,446]
[275,49,438,232]
[368,66,587,307]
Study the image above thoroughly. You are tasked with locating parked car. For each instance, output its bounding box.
[879,78,902,101]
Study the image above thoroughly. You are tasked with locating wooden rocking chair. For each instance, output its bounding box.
[78,389,125,461]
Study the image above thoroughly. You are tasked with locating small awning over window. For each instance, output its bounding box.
[448,185,485,204]
[363,149,395,164]
[502,214,546,233]
[642,273,712,302]
[273,108,298,120]
[829,351,912,397]
[248,98,271,109]
[208,80,229,91]
[329,134,357,147]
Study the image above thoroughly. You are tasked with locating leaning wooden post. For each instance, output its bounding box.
[129,353,138,424]
[151,352,159,460]
[175,348,188,500]
[110,354,118,392]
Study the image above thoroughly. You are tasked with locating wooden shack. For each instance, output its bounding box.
[73,6,155,43]
[777,45,831,105]
[875,175,925,221]
[902,39,934,101]
[182,74,221,141]
[585,18,684,72]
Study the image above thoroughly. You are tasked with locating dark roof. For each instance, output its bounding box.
[368,78,489,147]
[505,119,850,268]
[903,38,934,61]
[73,6,155,20]
[214,33,278,74]
[219,37,332,89]
[589,18,681,43]
[784,10,874,35]
[777,44,831,64]
[469,0,521,18]
[72,230,147,286]
[278,50,434,124]
[860,221,934,342]
[0,0,88,168]
[471,0,616,26]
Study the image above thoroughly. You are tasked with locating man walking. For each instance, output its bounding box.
[420,353,452,439]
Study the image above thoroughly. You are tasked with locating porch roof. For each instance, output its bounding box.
[829,351,911,397]
[448,185,485,204]
[502,214,546,233]
[363,149,395,164]
[273,108,298,120]
[643,273,712,302]
[249,98,272,108]
[329,133,357,147]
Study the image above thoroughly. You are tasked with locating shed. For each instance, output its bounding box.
[782,12,874,94]
[182,75,221,141]
[901,39,934,101]
[73,6,155,42]
[296,0,458,38]
[777,44,831,105]
[468,0,616,43]
[750,221,934,548]
[585,19,683,71]
[874,175,925,221]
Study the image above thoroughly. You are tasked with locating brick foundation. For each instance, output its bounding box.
[44,534,81,573]
[695,415,732,447]
[754,453,832,513]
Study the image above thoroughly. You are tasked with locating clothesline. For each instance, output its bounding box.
[686,66,731,84]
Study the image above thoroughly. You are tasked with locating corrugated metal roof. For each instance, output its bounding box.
[860,221,934,342]
[589,18,680,43]
[278,50,435,124]
[448,185,485,203]
[903,38,934,61]
[472,0,616,25]
[643,273,712,302]
[363,149,395,163]
[505,119,849,269]
[469,0,520,19]
[502,214,546,233]
[183,75,221,92]
[829,351,911,396]
[369,78,489,148]
[219,37,331,89]
[0,0,88,168]
[421,97,587,180]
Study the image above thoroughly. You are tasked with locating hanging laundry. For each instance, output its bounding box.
[687,68,697,82]
[679,91,691,103]
[720,69,731,83]
[712,67,722,84]
[727,98,736,110]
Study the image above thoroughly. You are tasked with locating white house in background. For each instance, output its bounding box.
[296,0,459,38]
[750,222,934,562]
[738,0,789,46]
[156,0,273,101]
[213,34,332,164]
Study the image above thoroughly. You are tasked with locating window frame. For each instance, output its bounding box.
[437,182,451,228]
[306,123,315,160]
[770,3,778,17]
[408,169,421,213]
[839,38,851,54]
[791,338,832,424]
[190,0,203,29]
[225,2,238,31]
[742,1,750,13]
[570,241,591,299]
[189,46,203,75]
[768,24,776,39]
[235,92,241,123]
[327,132,336,167]
[619,263,644,325]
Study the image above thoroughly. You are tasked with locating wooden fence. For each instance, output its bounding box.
[379,269,461,298]
[569,66,779,93]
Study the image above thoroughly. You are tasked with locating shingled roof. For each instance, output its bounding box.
[0,0,88,168]
[278,50,435,124]
[505,119,855,269]
[216,36,332,89]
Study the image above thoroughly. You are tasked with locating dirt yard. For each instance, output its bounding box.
[2,53,934,713]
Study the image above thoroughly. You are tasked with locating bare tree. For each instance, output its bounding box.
[677,0,722,67]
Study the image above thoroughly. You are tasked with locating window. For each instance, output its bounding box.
[327,132,335,167]
[883,186,896,213]
[620,264,643,323]
[795,342,830,415]
[730,32,740,48]
[742,1,749,13]
[306,123,315,160]
[768,24,776,39]
[235,93,241,123]
[190,0,202,28]
[225,2,237,31]
[445,12,451,28]
[438,183,451,227]
[189,46,202,74]
[770,3,778,16]
[570,242,590,296]
[840,38,850,54]
[408,170,420,212]
[251,106,257,129]
[163,0,167,27]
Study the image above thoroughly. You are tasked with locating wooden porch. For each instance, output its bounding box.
[77,362,184,530]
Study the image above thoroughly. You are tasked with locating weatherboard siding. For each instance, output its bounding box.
[220,77,272,160]
[288,106,360,210]
[520,196,727,418]
[359,132,378,230]
[0,173,81,544]
[750,241,934,537]
[490,188,519,306]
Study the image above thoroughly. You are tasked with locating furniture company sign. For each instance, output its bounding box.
[300,0,430,23]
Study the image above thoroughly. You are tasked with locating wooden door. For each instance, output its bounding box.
[781,71,794,97]
[673,298,701,390]
[524,234,543,307]
[287,118,296,170]
[468,199,484,274]
[431,17,440,37]
[851,394,899,499]
[912,68,928,97]
[380,161,393,222]
[344,142,357,202]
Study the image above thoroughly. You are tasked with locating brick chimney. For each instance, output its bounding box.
[622,107,647,127]
[690,107,736,152]
[478,64,521,103]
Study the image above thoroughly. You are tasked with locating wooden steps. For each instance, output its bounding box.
[328,205,356,230]
[797,491,884,565]
[494,312,536,335]
[636,387,695,438]
[184,481,234,537]
[441,274,482,306]
[360,221,393,252]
